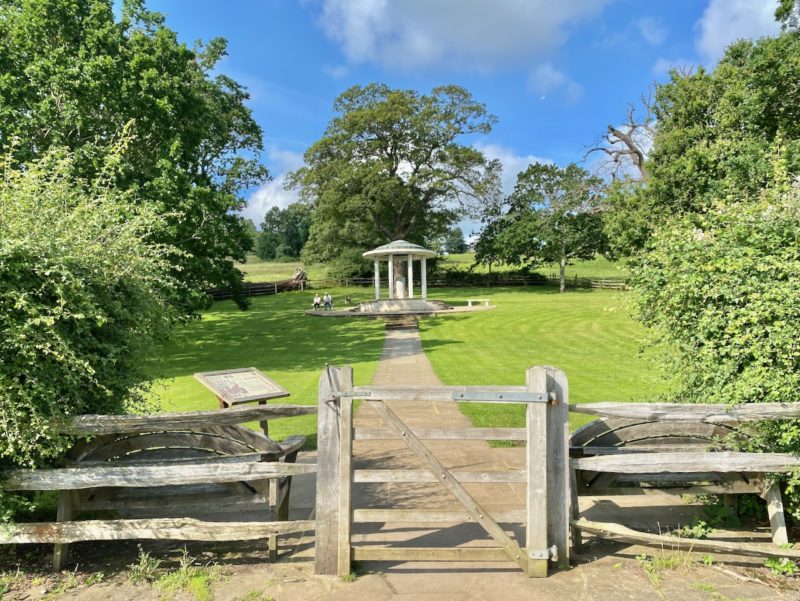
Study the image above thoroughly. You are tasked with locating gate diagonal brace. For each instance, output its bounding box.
[365,399,532,574]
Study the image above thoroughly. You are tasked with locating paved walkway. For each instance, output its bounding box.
[351,322,526,540]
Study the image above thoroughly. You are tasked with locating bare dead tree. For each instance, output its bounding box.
[586,84,657,182]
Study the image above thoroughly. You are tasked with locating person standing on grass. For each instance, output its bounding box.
[313,293,321,310]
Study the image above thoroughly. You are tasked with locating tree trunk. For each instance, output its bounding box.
[559,239,567,293]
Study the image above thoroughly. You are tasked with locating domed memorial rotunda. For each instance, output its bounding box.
[306,240,494,316]
[358,240,448,314]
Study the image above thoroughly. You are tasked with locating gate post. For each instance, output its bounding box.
[337,367,354,577]
[526,367,549,577]
[315,365,352,575]
[544,367,570,566]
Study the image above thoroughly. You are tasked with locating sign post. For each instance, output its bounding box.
[194,367,290,436]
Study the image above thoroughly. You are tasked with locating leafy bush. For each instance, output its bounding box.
[634,184,800,407]
[433,267,548,287]
[323,248,375,279]
[634,181,800,518]
[0,148,182,519]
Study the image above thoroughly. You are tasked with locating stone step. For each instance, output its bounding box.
[385,316,418,330]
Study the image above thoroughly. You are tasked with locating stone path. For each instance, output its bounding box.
[350,321,526,546]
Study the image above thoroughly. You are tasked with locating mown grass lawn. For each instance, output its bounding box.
[418,287,666,430]
[151,258,662,443]
[147,287,385,445]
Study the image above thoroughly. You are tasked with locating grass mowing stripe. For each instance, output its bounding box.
[417,287,666,431]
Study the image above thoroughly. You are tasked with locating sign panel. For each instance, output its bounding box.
[194,367,290,405]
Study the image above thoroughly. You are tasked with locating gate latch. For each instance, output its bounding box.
[451,391,548,403]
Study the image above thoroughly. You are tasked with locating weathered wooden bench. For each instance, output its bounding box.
[466,298,490,307]
[1,404,316,570]
[569,404,792,551]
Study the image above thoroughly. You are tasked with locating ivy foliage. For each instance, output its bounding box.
[0,146,182,500]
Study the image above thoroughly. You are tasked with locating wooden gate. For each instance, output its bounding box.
[314,365,570,577]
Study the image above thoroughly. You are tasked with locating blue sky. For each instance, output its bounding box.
[146,0,781,233]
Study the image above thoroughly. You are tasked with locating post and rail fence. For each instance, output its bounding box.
[5,366,800,575]
[208,274,628,301]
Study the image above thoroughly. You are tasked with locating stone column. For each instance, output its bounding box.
[373,259,380,300]
[407,253,414,298]
[388,254,394,300]
[421,257,427,300]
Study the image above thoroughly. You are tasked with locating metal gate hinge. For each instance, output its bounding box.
[528,545,558,561]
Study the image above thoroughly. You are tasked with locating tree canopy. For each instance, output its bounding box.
[442,227,468,254]
[475,163,605,291]
[0,0,267,310]
[777,0,800,29]
[289,83,501,273]
[256,203,311,261]
[606,32,800,255]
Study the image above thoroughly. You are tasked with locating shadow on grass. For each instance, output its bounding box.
[149,290,388,380]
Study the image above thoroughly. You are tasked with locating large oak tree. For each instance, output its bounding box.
[0,0,267,310]
[289,83,501,272]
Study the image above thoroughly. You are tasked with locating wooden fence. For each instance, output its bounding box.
[567,400,800,559]
[7,366,800,575]
[313,366,800,576]
[313,365,570,578]
[1,404,317,570]
[207,279,306,300]
[305,275,627,290]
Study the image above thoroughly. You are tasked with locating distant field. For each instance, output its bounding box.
[235,255,329,282]
[440,253,629,279]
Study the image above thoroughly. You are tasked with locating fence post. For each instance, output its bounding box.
[526,367,549,577]
[337,367,354,577]
[544,366,570,566]
[315,365,344,575]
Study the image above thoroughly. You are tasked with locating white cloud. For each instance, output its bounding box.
[315,0,615,70]
[241,146,305,225]
[475,142,553,196]
[695,0,780,64]
[528,62,583,103]
[636,17,668,45]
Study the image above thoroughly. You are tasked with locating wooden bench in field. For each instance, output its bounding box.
[1,404,317,570]
[568,403,795,551]
[466,298,490,307]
